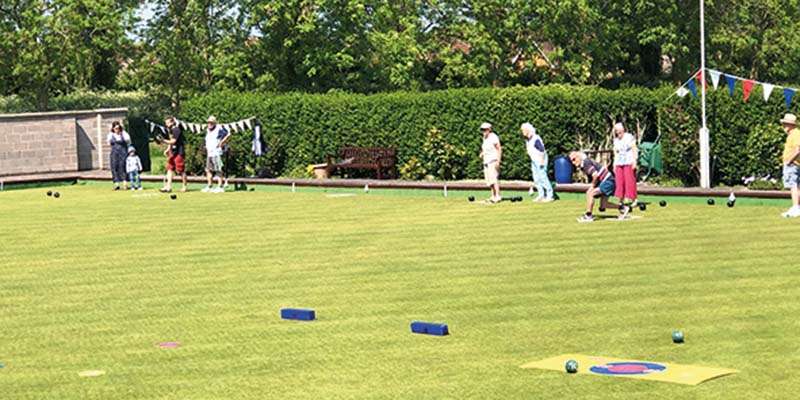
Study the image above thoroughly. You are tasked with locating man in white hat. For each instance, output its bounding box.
[479,122,502,203]
[781,113,800,217]
[203,116,231,193]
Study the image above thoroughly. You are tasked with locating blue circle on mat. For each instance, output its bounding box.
[590,362,666,375]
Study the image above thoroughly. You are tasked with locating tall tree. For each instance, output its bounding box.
[0,0,136,109]
[129,0,252,110]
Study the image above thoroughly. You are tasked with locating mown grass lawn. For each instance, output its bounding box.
[0,182,798,399]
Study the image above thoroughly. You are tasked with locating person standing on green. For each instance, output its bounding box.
[521,123,553,202]
[781,113,800,218]
[480,122,502,203]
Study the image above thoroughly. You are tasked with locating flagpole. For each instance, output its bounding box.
[699,0,711,188]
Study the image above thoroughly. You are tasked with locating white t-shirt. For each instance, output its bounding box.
[482,132,501,164]
[613,132,637,166]
[525,130,546,163]
[205,126,223,157]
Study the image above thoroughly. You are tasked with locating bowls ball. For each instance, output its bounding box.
[565,359,579,373]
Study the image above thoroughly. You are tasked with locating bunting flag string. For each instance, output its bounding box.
[146,117,258,142]
[667,69,704,101]
[144,119,167,136]
[172,117,257,135]
[691,68,800,109]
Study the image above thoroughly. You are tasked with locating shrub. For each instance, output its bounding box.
[181,86,661,180]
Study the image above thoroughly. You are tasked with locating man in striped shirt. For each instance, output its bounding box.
[570,151,628,222]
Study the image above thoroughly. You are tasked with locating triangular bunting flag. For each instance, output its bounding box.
[687,79,697,98]
[245,119,253,129]
[696,70,706,88]
[238,121,245,131]
[762,84,774,102]
[676,87,690,98]
[709,70,722,90]
[726,75,737,96]
[785,88,796,109]
[742,80,755,102]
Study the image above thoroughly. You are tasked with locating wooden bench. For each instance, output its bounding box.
[326,147,397,179]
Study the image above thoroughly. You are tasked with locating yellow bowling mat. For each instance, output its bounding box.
[521,354,737,386]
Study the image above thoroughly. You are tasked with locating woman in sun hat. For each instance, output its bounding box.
[479,122,502,203]
[780,113,800,217]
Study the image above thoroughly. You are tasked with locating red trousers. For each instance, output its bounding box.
[614,165,637,201]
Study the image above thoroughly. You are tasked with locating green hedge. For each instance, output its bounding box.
[0,91,169,171]
[180,86,662,180]
[5,85,788,186]
[659,88,791,186]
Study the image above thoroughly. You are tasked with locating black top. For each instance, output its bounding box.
[170,126,185,156]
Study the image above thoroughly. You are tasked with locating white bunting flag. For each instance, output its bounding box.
[763,83,774,102]
[709,69,722,90]
[244,119,252,129]
[676,87,690,98]
[238,121,246,131]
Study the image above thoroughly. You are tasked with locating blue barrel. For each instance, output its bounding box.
[553,155,573,184]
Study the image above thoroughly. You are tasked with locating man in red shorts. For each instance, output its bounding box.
[160,117,188,192]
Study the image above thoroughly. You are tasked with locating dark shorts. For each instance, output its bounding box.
[594,176,616,198]
[167,154,185,173]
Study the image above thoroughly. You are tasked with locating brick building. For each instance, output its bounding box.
[0,108,128,177]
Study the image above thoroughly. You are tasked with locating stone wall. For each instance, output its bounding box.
[0,108,128,176]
